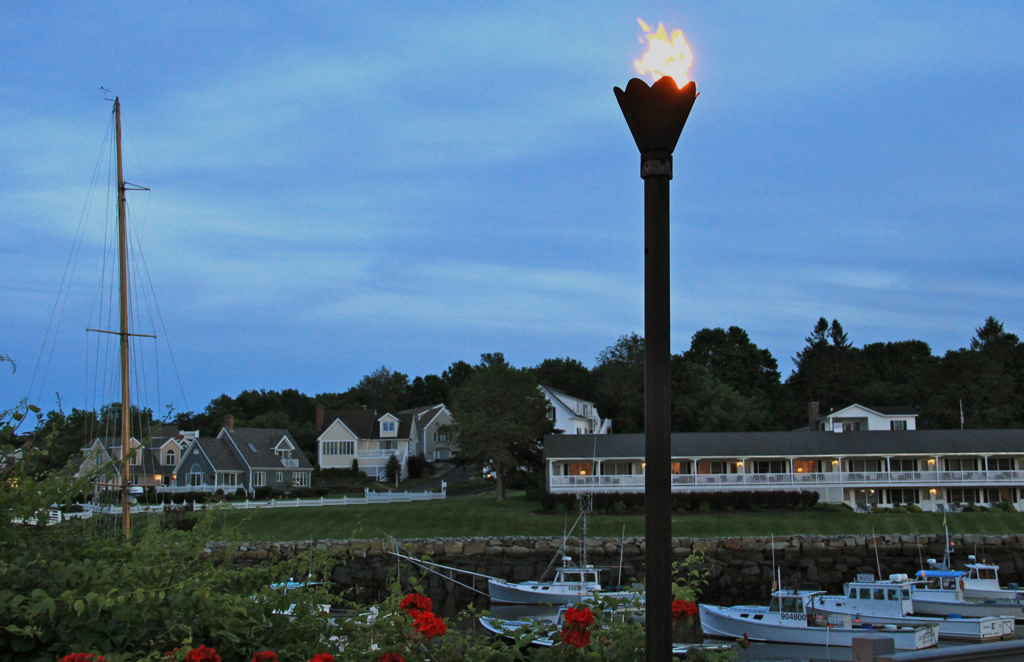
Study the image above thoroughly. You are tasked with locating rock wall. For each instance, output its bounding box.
[209,534,1024,613]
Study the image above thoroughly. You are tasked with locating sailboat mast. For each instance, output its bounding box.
[114,97,132,538]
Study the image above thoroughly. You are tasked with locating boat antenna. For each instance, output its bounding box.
[872,529,882,578]
[771,533,777,592]
[916,530,925,571]
[618,524,626,586]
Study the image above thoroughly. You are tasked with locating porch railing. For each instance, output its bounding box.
[549,470,1024,490]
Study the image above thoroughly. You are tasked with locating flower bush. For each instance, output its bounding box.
[672,599,699,623]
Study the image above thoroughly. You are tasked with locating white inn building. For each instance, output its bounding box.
[544,408,1024,511]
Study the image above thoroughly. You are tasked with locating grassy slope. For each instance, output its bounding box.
[212,494,1024,541]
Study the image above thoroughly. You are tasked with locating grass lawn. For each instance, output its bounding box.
[209,494,1024,541]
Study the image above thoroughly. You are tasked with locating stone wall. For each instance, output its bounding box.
[209,534,1024,614]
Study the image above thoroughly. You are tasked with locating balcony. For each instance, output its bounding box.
[280,458,299,468]
[548,470,1024,492]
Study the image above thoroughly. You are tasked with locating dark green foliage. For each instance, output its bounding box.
[384,453,402,483]
[593,333,646,433]
[406,453,432,479]
[530,357,595,403]
[538,490,820,513]
[447,357,553,500]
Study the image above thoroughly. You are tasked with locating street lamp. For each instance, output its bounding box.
[614,19,698,662]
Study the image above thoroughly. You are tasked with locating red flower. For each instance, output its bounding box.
[251,652,278,662]
[672,600,698,622]
[399,593,433,617]
[561,626,591,649]
[186,646,221,662]
[413,610,447,638]
[61,655,107,662]
[563,606,595,628]
[310,655,334,662]
[379,654,406,662]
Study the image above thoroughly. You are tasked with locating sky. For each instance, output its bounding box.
[3,2,1023,419]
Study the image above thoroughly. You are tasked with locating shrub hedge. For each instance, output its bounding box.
[538,489,820,513]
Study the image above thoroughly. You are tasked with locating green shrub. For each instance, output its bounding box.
[907,504,924,513]
[969,505,988,513]
[892,506,909,514]
[612,500,628,514]
[993,501,1017,512]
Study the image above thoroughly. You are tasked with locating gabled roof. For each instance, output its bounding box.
[822,404,918,419]
[319,410,416,440]
[398,404,450,430]
[178,437,246,472]
[544,429,1024,460]
[220,428,314,471]
[539,385,593,419]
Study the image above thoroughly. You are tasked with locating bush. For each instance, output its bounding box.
[351,458,359,474]
[537,489,822,513]
[892,506,909,514]
[407,453,433,479]
[969,504,988,513]
[907,503,923,513]
[993,501,1017,512]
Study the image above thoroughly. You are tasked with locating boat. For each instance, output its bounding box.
[813,574,1015,642]
[699,588,939,650]
[911,568,1024,621]
[960,556,1024,606]
[487,556,642,605]
[479,604,735,657]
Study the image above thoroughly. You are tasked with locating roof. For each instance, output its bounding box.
[319,409,415,440]
[540,385,595,419]
[191,437,246,472]
[221,428,314,470]
[543,429,1024,460]
[822,404,918,419]
[398,404,448,428]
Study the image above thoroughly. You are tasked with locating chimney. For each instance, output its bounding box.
[315,404,324,433]
[224,414,234,431]
[808,402,820,432]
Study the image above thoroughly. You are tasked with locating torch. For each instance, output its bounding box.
[614,19,698,662]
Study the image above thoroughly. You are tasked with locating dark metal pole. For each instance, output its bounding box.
[644,150,673,662]
[614,76,697,662]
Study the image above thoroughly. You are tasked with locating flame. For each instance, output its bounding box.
[634,18,693,88]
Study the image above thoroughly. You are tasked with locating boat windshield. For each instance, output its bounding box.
[768,596,803,613]
[974,568,997,580]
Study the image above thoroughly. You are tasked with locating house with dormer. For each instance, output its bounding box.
[812,403,918,432]
[539,385,612,435]
[397,404,454,460]
[77,424,198,489]
[316,408,417,479]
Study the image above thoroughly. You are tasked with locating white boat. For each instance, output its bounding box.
[479,605,734,657]
[960,556,1024,607]
[911,568,1024,621]
[699,589,939,650]
[814,574,1015,642]
[487,557,642,605]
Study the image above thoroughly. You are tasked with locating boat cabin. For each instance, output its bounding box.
[553,566,602,588]
[819,575,915,617]
[964,558,1004,588]
[914,570,966,603]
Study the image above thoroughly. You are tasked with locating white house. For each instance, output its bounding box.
[398,404,454,460]
[316,408,417,480]
[538,385,611,435]
[815,403,918,432]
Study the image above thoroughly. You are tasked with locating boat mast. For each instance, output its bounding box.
[114,97,132,538]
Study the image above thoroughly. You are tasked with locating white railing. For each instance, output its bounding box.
[155,485,222,493]
[549,470,1024,491]
[280,458,300,468]
[360,450,401,458]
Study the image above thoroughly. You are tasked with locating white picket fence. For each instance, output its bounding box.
[82,483,446,514]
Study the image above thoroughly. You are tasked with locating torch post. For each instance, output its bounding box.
[615,76,697,662]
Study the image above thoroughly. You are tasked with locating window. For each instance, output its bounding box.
[890,458,917,472]
[323,440,352,456]
[849,459,883,472]
[888,489,920,505]
[130,449,141,465]
[341,440,354,455]
[670,461,692,475]
[165,449,176,466]
[276,472,283,483]
[754,461,785,474]
[988,458,1015,471]
[985,488,1016,503]
[697,461,728,475]
[380,440,397,451]
[189,464,203,487]
[873,589,884,601]
[433,449,451,460]
[947,488,979,504]
[601,462,635,476]
[890,420,908,431]
[564,462,592,476]
[842,421,862,432]
[859,588,871,600]
[253,471,266,487]
[793,460,820,474]
[944,458,978,471]
[887,589,898,601]
[221,473,237,487]
[382,421,396,433]
[294,472,310,487]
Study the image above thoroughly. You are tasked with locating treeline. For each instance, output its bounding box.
[24,316,1024,467]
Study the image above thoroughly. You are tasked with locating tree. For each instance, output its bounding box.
[384,453,402,484]
[352,366,411,413]
[593,333,645,433]
[785,317,864,428]
[670,357,772,432]
[447,357,553,501]
[530,357,595,402]
[442,360,476,391]
[407,374,451,408]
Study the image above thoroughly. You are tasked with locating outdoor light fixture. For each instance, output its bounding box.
[832,460,839,465]
[615,19,698,662]
[929,459,936,464]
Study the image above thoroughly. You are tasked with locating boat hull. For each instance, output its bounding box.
[698,605,938,650]
[487,579,639,606]
[912,597,1024,621]
[814,604,1014,643]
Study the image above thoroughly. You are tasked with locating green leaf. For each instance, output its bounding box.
[74,599,85,615]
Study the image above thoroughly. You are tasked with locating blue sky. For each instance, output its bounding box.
[3,2,1023,418]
